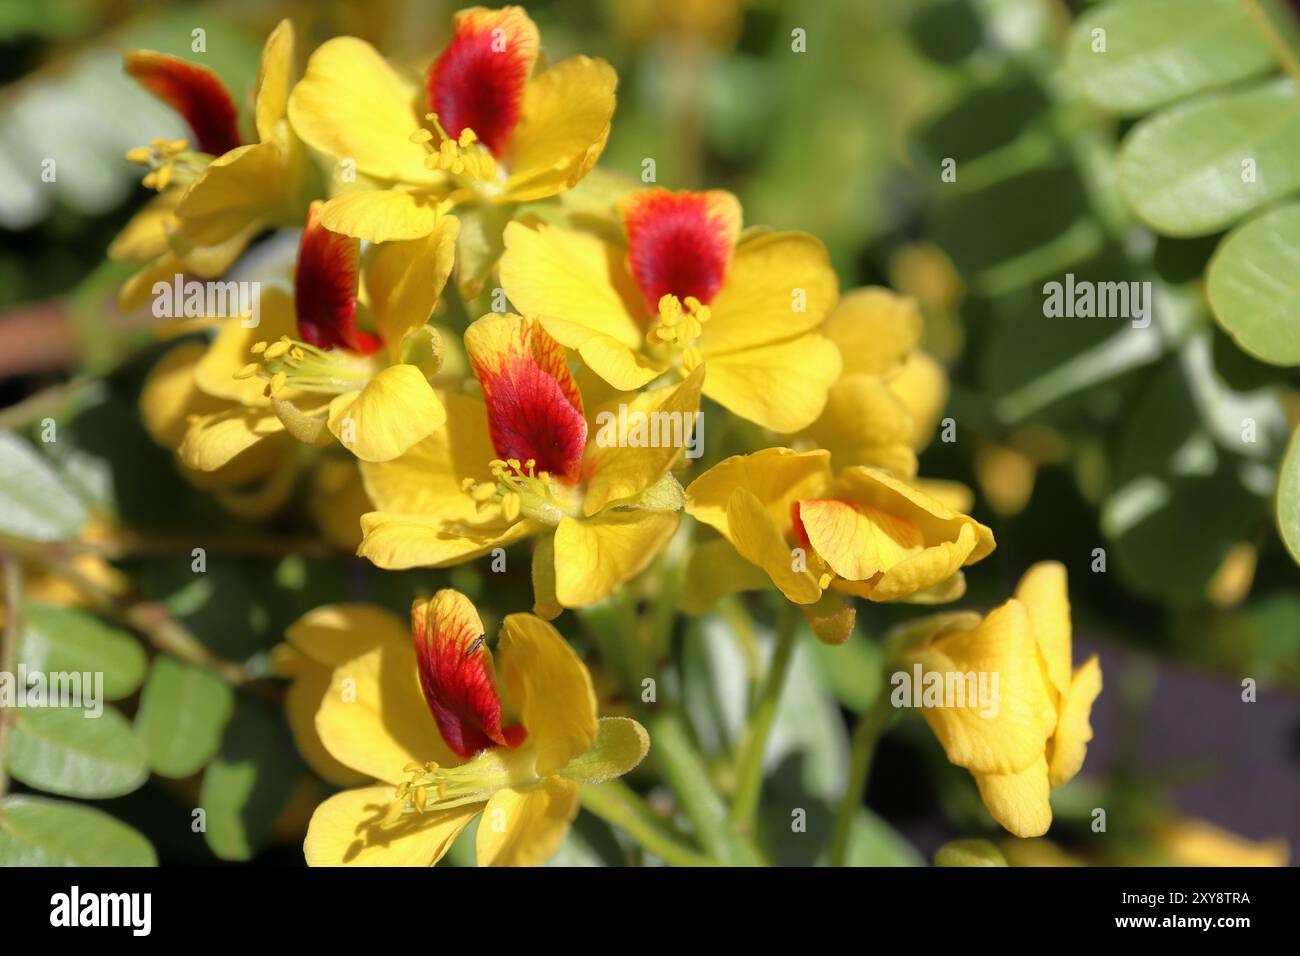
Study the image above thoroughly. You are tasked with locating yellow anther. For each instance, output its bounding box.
[402,762,423,774]
[461,477,477,492]
[507,458,522,472]
[381,800,406,827]
[502,492,522,522]
[471,482,498,502]
[268,371,288,395]
[263,340,292,361]
[409,128,434,144]
[125,146,152,165]
[250,340,268,354]
[233,363,261,380]
[290,346,306,362]
[818,572,833,590]
[414,787,427,812]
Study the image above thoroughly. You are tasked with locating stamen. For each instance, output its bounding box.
[126,137,206,192]
[234,335,374,397]
[412,113,500,188]
[462,458,582,526]
[648,294,711,352]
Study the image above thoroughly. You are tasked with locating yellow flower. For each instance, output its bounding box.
[300,590,649,866]
[800,287,949,476]
[286,5,616,251]
[684,447,994,611]
[152,203,459,471]
[1154,818,1289,867]
[898,562,1103,838]
[498,188,842,432]
[112,20,314,311]
[358,312,701,612]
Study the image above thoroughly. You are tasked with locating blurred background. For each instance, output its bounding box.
[0,0,1295,865]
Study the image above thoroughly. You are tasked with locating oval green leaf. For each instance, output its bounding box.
[19,603,146,700]
[135,656,234,779]
[1067,0,1273,116]
[7,706,149,798]
[1279,426,1300,565]
[0,795,156,866]
[1206,202,1300,366]
[1119,80,1300,236]
[0,429,87,542]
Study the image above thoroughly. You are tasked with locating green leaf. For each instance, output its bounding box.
[1119,79,1300,237]
[135,656,235,779]
[1278,426,1300,565]
[0,795,156,866]
[19,603,146,700]
[199,697,302,861]
[1207,202,1300,365]
[838,809,924,867]
[1066,0,1274,117]
[7,706,149,798]
[0,429,86,541]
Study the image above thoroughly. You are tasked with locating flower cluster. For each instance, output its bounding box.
[117,6,1101,864]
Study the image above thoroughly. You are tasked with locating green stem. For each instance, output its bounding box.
[828,691,893,867]
[580,780,714,867]
[728,601,801,831]
[0,557,23,805]
[648,709,764,866]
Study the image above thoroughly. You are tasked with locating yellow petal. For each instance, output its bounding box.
[139,342,227,449]
[108,189,180,263]
[699,231,839,355]
[565,329,667,391]
[505,56,618,201]
[286,603,409,667]
[310,458,372,551]
[552,510,678,607]
[172,141,285,247]
[315,643,457,784]
[499,613,599,776]
[475,779,580,867]
[1015,561,1073,700]
[1156,818,1291,867]
[702,331,842,433]
[911,599,1055,775]
[179,406,287,472]
[305,785,480,866]
[286,36,439,185]
[889,351,949,450]
[319,190,444,243]
[193,286,299,407]
[804,374,917,477]
[1047,655,1102,789]
[359,512,540,570]
[286,664,368,786]
[822,287,922,376]
[583,364,704,515]
[557,717,650,784]
[974,757,1052,838]
[498,220,646,360]
[364,215,460,355]
[726,487,823,603]
[254,19,295,142]
[685,446,832,539]
[326,364,446,462]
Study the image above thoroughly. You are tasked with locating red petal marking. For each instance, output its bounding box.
[426,6,539,157]
[790,500,814,552]
[621,189,741,313]
[294,203,381,355]
[466,314,587,483]
[124,51,242,157]
[412,591,524,760]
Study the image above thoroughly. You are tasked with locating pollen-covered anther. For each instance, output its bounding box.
[233,334,372,396]
[462,458,576,526]
[126,137,203,191]
[648,294,711,352]
[414,113,498,183]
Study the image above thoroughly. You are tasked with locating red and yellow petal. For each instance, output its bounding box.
[295,202,380,355]
[620,189,741,313]
[426,5,540,157]
[124,51,241,157]
[411,590,524,761]
[464,313,587,483]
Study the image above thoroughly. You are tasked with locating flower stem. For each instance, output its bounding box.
[828,690,893,867]
[648,709,764,866]
[728,601,801,832]
[579,780,714,867]
[0,557,23,805]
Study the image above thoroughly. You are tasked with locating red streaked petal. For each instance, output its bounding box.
[294,203,381,355]
[464,313,587,483]
[124,51,242,157]
[411,590,522,760]
[426,6,539,157]
[620,189,741,313]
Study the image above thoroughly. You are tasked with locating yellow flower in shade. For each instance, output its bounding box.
[498,188,842,432]
[1153,818,1289,867]
[158,202,458,471]
[684,447,994,613]
[112,20,313,311]
[301,590,649,866]
[800,287,949,477]
[898,562,1103,838]
[358,312,701,612]
[286,5,616,249]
